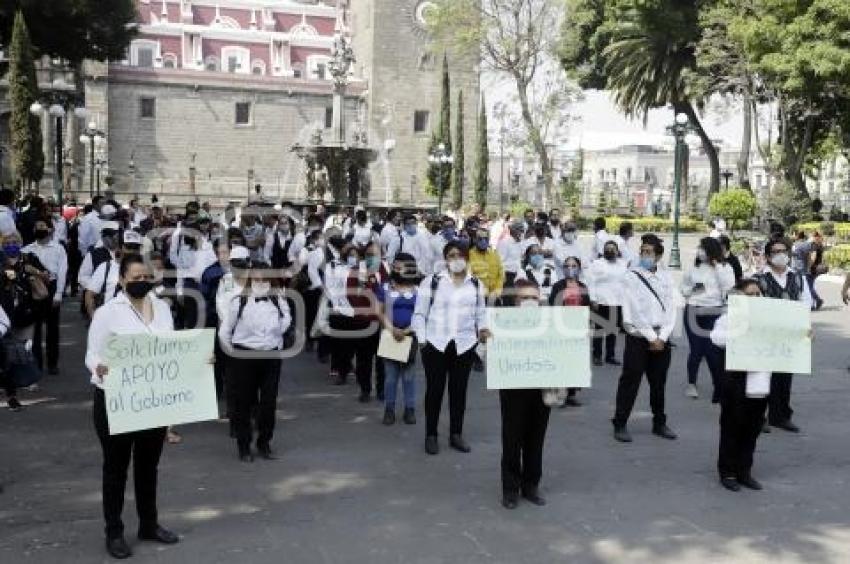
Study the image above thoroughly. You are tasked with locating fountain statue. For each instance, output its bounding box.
[291,2,378,205]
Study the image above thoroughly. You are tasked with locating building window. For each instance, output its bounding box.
[205,56,219,72]
[251,60,266,75]
[413,110,430,133]
[130,39,160,68]
[221,46,250,74]
[325,107,333,129]
[307,56,331,80]
[235,102,252,126]
[137,48,154,68]
[227,56,239,73]
[293,69,302,79]
[140,97,156,119]
[162,53,177,69]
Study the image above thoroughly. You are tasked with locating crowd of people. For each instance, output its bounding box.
[0,189,824,558]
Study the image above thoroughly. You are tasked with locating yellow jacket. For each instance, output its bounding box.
[469,247,505,296]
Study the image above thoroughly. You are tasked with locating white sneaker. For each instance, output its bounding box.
[686,384,699,399]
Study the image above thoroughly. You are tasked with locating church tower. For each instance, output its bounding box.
[350,1,481,206]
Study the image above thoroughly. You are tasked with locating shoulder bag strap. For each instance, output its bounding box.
[632,271,666,312]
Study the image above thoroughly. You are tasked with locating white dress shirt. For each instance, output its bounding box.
[350,223,376,247]
[387,231,434,276]
[515,264,562,301]
[52,216,68,244]
[78,211,102,254]
[621,267,678,342]
[215,272,243,321]
[710,313,771,398]
[78,243,112,289]
[324,261,354,316]
[22,240,68,301]
[218,293,292,352]
[612,235,637,267]
[587,258,628,306]
[594,229,614,257]
[681,263,736,307]
[288,231,308,263]
[553,239,590,277]
[304,246,325,290]
[85,293,175,389]
[87,259,120,303]
[0,304,10,336]
[521,236,555,255]
[412,273,488,354]
[380,223,400,254]
[0,206,16,237]
[497,238,524,274]
[761,266,814,309]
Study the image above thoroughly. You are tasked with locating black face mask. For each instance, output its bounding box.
[391,271,407,284]
[34,229,50,240]
[604,251,617,261]
[125,280,153,299]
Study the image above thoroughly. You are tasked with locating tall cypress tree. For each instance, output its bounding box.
[474,94,489,210]
[426,54,452,199]
[8,11,43,191]
[452,89,465,210]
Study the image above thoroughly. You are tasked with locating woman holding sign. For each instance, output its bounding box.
[549,256,591,407]
[85,254,180,559]
[710,279,770,492]
[498,279,551,510]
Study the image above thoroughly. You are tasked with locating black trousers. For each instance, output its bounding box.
[422,341,476,437]
[718,373,768,479]
[359,329,384,396]
[592,304,620,361]
[32,299,60,370]
[613,335,672,428]
[683,305,723,390]
[499,389,551,495]
[768,372,794,425]
[304,288,322,344]
[228,355,281,451]
[93,389,166,539]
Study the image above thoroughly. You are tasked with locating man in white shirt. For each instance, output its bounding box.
[612,234,678,443]
[79,200,115,255]
[611,222,637,267]
[78,221,119,292]
[593,216,613,258]
[288,214,323,264]
[412,240,490,455]
[548,208,563,241]
[754,237,812,433]
[0,188,17,237]
[386,214,434,276]
[552,221,589,279]
[587,240,628,365]
[380,211,402,255]
[497,221,525,287]
[23,219,68,374]
[521,223,556,257]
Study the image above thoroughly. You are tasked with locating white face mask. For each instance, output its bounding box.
[518,298,540,307]
[696,248,708,262]
[770,253,790,268]
[448,258,467,274]
[252,281,271,297]
[563,232,577,244]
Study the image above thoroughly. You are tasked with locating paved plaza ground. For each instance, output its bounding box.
[1,238,849,563]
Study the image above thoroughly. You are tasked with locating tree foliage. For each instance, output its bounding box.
[764,182,812,227]
[452,89,465,210]
[426,55,453,199]
[708,188,757,232]
[8,10,43,190]
[0,0,137,63]
[474,94,490,210]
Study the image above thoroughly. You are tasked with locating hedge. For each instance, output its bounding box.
[824,244,850,270]
[598,216,701,234]
[794,221,850,240]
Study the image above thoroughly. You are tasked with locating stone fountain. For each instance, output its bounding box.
[291,6,378,205]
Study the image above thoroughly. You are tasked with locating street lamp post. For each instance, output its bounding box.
[30,89,88,204]
[499,126,507,215]
[666,112,691,269]
[721,169,733,190]
[80,121,106,198]
[428,142,453,214]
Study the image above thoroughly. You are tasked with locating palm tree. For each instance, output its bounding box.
[602,2,721,197]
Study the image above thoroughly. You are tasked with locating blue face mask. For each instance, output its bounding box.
[530,254,544,268]
[565,266,580,279]
[639,257,656,271]
[404,224,418,236]
[347,256,359,268]
[365,256,381,272]
[442,228,456,240]
[2,243,21,258]
[476,239,489,251]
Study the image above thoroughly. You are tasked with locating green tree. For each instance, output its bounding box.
[474,94,490,210]
[560,0,722,198]
[452,89,465,209]
[763,182,811,227]
[0,0,137,63]
[709,188,757,234]
[8,11,43,191]
[560,149,584,207]
[426,54,453,199]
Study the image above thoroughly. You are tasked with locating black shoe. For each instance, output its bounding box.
[238,448,254,463]
[773,420,800,433]
[256,445,277,460]
[358,392,371,403]
[605,357,621,366]
[522,488,547,506]
[652,424,678,440]
[563,396,582,407]
[47,365,59,375]
[449,434,471,453]
[613,427,632,443]
[720,477,741,492]
[403,408,416,425]
[333,374,346,386]
[761,422,771,434]
[7,397,22,412]
[737,475,763,490]
[425,436,439,455]
[502,492,519,510]
[382,410,395,425]
[229,421,237,438]
[592,357,604,366]
[138,525,179,544]
[106,536,132,559]
[318,355,329,365]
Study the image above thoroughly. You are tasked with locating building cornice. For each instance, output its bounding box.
[102,64,367,97]
[139,23,335,49]
[183,0,337,17]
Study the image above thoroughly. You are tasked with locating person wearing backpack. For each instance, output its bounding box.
[412,241,490,455]
[85,230,143,318]
[218,262,291,462]
[612,234,678,443]
[0,235,37,411]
